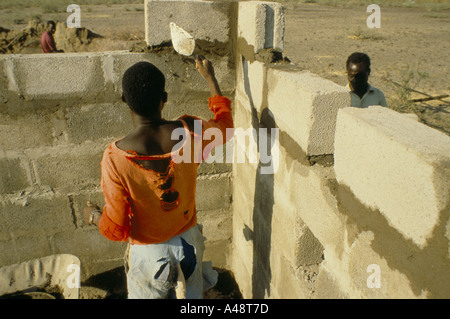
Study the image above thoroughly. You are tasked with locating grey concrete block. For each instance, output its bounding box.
[196,174,232,212]
[0,238,17,268]
[203,239,231,269]
[197,208,232,267]
[238,1,285,53]
[335,106,450,248]
[0,56,18,96]
[0,157,30,194]
[198,159,232,176]
[33,147,104,193]
[162,92,215,120]
[0,58,8,103]
[197,209,232,243]
[11,53,105,100]
[81,258,125,280]
[145,0,232,46]
[1,196,73,235]
[313,265,349,299]
[51,228,126,264]
[266,67,349,156]
[11,231,54,266]
[296,226,324,267]
[65,102,133,144]
[0,113,54,150]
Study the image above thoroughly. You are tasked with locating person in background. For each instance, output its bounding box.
[41,21,63,53]
[346,52,387,108]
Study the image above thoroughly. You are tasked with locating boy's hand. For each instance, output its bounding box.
[195,56,222,97]
[83,201,102,226]
[195,56,215,80]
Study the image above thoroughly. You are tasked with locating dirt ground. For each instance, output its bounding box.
[1,2,449,133]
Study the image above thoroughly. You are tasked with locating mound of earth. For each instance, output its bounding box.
[0,20,101,54]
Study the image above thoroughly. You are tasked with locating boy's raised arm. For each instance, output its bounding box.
[195,56,222,97]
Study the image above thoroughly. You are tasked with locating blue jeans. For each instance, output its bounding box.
[125,225,216,299]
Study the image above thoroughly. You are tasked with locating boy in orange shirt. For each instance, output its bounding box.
[83,57,233,299]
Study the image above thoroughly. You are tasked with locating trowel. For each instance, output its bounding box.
[170,22,198,64]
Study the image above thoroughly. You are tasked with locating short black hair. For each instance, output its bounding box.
[121,62,167,117]
[346,52,371,73]
[47,20,56,27]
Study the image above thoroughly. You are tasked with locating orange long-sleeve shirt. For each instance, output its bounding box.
[98,95,233,245]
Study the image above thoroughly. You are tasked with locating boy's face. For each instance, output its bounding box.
[347,62,369,92]
[47,24,56,34]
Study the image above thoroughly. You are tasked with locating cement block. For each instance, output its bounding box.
[236,59,267,114]
[11,53,104,100]
[0,113,54,150]
[266,67,349,156]
[0,196,73,235]
[32,143,106,193]
[51,228,126,262]
[334,106,450,248]
[0,157,30,194]
[1,56,19,93]
[145,0,232,46]
[203,240,230,268]
[197,207,233,268]
[231,178,257,231]
[0,57,8,102]
[346,231,420,298]
[197,209,232,245]
[231,211,254,275]
[65,102,133,144]
[195,174,232,212]
[10,231,54,266]
[162,92,218,121]
[198,158,232,176]
[230,245,253,299]
[272,174,325,268]
[313,263,349,299]
[0,239,17,268]
[81,258,125,281]
[238,1,285,53]
[269,249,310,298]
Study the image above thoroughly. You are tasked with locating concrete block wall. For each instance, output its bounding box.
[145,0,234,47]
[230,0,450,299]
[0,48,235,277]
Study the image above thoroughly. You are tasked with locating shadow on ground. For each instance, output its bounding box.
[80,267,242,299]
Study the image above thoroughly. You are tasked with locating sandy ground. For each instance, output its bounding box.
[1,3,448,133]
